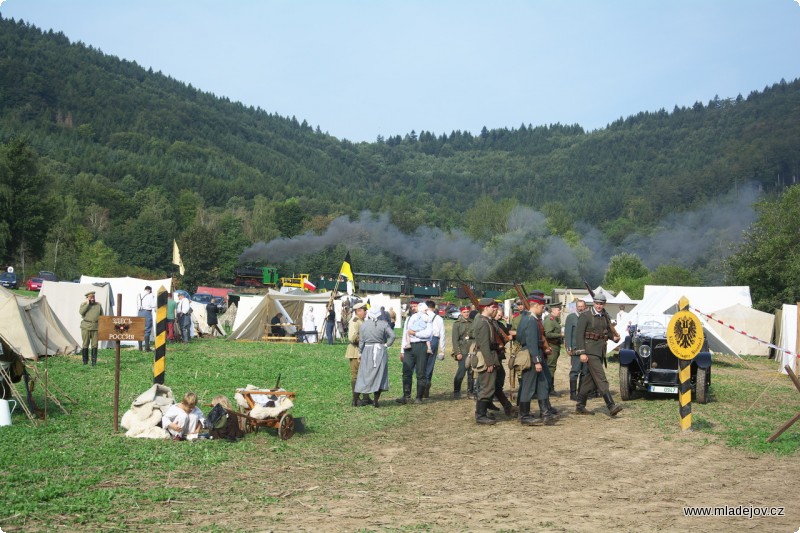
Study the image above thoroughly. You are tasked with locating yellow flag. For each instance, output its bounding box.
[339,252,353,281]
[172,239,186,275]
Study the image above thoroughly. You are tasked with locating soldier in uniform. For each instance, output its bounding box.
[452,305,475,399]
[564,298,588,400]
[544,302,563,395]
[516,294,555,425]
[346,302,368,406]
[530,292,558,418]
[473,298,503,425]
[574,293,623,416]
[78,291,103,366]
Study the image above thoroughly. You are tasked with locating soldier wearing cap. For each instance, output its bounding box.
[79,291,104,366]
[452,305,475,399]
[473,297,504,424]
[574,292,623,416]
[564,298,588,400]
[544,302,564,395]
[347,302,368,406]
[516,294,556,425]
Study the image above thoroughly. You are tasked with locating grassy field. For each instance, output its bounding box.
[1,333,799,530]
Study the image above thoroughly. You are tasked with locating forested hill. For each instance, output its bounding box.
[1,15,799,288]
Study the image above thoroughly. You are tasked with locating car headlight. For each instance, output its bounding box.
[639,345,651,359]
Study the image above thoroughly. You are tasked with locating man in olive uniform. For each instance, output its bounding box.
[452,305,475,399]
[516,294,555,425]
[574,292,623,416]
[79,290,103,366]
[564,299,588,400]
[473,298,502,424]
[346,302,368,406]
[544,302,563,395]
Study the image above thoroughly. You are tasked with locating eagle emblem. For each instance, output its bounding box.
[673,316,697,349]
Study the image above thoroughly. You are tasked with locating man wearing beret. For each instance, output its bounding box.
[79,291,103,366]
[574,292,623,416]
[544,302,564,396]
[451,305,475,399]
[473,297,504,424]
[516,294,555,425]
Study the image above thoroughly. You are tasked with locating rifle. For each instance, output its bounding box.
[515,282,551,356]
[461,282,508,350]
[582,277,620,341]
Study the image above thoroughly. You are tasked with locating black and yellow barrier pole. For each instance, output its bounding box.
[667,296,704,432]
[154,286,167,384]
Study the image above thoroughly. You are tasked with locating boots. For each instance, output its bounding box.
[138,341,143,351]
[569,378,578,401]
[423,383,431,399]
[82,348,89,365]
[351,392,360,407]
[603,393,623,416]
[519,402,542,426]
[501,399,514,417]
[395,384,412,404]
[415,381,426,403]
[575,393,594,415]
[144,338,151,352]
[475,401,497,425]
[544,398,559,417]
[360,394,373,406]
[538,400,556,425]
[373,392,381,408]
[467,374,476,399]
[91,348,98,366]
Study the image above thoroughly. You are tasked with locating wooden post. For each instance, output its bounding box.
[114,293,122,433]
[795,302,799,379]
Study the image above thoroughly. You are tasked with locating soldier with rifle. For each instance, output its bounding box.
[574,292,623,416]
[473,298,505,425]
[516,293,557,425]
[451,305,475,399]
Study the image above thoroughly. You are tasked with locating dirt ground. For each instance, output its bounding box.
[153,358,800,533]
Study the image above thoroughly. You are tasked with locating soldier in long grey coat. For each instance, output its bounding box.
[354,308,396,408]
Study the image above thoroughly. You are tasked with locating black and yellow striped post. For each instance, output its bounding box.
[667,296,704,432]
[154,286,167,384]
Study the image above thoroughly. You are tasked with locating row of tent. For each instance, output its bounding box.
[1,280,797,374]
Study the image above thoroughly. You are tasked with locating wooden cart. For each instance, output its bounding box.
[229,388,297,440]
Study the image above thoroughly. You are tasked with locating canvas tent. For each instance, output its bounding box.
[704,303,775,357]
[607,285,754,356]
[229,290,337,341]
[0,286,79,360]
[774,304,798,375]
[40,281,115,350]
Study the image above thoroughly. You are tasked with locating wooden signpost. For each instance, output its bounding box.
[99,297,145,433]
[667,296,704,432]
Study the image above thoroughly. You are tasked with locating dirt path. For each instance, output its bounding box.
[175,367,799,532]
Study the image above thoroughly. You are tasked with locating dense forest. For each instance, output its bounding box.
[1,16,799,308]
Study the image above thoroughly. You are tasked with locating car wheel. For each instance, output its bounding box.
[619,365,634,401]
[695,367,710,404]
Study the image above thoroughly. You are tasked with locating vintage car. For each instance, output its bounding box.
[618,320,712,404]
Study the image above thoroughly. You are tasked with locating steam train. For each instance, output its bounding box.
[233,266,512,299]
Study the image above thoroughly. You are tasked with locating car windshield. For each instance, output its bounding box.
[38,271,57,281]
[193,294,212,303]
[0,272,14,280]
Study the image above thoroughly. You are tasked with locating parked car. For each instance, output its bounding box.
[191,293,213,305]
[37,271,58,282]
[0,271,18,289]
[26,277,44,291]
[437,302,459,318]
[618,320,712,404]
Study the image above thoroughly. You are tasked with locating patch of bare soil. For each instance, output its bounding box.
[145,360,799,532]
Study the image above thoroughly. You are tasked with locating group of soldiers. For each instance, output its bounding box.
[345,290,625,426]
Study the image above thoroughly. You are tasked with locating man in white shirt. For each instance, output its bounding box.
[138,286,156,352]
[423,299,446,398]
[395,299,433,404]
[176,292,192,343]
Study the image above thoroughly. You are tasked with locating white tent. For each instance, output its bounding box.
[704,303,775,357]
[229,290,337,341]
[40,280,116,349]
[364,293,401,328]
[775,304,798,375]
[79,276,173,345]
[608,285,753,356]
[0,286,79,359]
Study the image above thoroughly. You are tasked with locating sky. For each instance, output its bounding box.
[2,0,799,143]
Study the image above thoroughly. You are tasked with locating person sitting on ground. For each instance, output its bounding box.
[162,391,205,440]
[271,313,286,337]
[207,395,244,441]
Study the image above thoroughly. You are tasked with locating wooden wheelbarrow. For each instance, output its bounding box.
[229,388,297,440]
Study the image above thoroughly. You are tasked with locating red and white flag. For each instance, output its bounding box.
[303,279,316,291]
